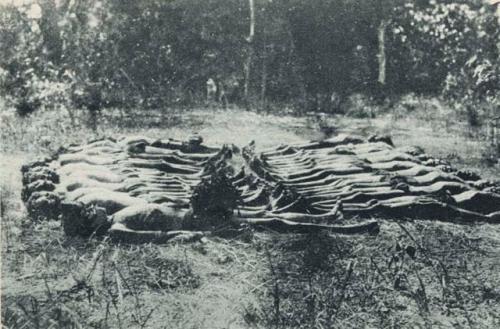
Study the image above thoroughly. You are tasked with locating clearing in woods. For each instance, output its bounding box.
[2,108,500,328]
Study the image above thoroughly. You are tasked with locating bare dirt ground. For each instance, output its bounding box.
[2,106,500,328]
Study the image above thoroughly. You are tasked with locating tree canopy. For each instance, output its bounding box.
[0,0,498,113]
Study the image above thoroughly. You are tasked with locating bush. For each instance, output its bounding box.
[343,93,376,118]
[388,1,499,99]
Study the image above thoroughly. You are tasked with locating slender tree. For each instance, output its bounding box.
[377,19,388,86]
[260,23,268,111]
[244,0,255,110]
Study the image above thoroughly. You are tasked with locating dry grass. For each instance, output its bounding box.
[1,98,500,328]
[320,96,500,180]
[257,221,500,328]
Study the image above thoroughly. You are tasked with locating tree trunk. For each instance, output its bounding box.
[64,103,76,126]
[89,110,98,132]
[285,24,307,113]
[260,27,268,112]
[244,0,255,110]
[377,20,387,86]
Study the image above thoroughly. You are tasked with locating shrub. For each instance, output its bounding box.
[388,1,499,99]
[343,93,376,118]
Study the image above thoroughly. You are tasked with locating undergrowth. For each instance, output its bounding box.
[257,222,500,328]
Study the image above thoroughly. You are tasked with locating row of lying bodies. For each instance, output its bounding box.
[241,134,500,222]
[22,136,228,242]
[21,134,500,243]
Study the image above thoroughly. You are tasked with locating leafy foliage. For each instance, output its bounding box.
[389,0,499,99]
[0,0,498,115]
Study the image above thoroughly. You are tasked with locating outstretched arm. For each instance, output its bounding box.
[109,223,204,244]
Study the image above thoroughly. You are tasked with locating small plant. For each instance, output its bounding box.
[14,95,41,117]
[301,231,336,273]
[465,103,481,127]
[343,93,375,119]
[480,144,499,167]
[70,80,105,131]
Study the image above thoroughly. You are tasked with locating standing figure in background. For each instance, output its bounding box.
[206,78,217,106]
[218,76,241,109]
